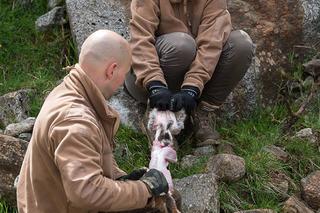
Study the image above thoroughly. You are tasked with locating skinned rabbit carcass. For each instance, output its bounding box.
[147,109,186,213]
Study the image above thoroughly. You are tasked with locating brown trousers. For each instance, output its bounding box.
[125,30,255,107]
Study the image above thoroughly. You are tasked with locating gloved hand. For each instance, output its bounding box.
[171,86,199,113]
[147,81,172,111]
[140,169,169,196]
[117,167,148,181]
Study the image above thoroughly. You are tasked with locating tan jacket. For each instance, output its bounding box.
[130,0,232,93]
[17,64,151,213]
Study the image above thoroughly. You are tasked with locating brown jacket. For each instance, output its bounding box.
[130,0,232,93]
[17,64,151,213]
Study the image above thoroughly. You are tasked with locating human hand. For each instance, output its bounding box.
[140,169,169,196]
[147,81,172,111]
[171,86,199,113]
[117,167,148,181]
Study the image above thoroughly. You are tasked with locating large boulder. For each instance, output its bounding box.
[0,134,28,206]
[173,174,219,213]
[0,89,33,129]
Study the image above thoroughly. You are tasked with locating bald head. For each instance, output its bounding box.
[79,30,131,72]
[78,30,132,99]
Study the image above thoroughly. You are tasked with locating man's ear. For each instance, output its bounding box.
[105,62,117,80]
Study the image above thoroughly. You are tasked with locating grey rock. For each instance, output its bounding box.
[294,128,318,144]
[35,6,66,32]
[234,209,276,213]
[0,129,3,134]
[66,0,131,51]
[108,86,146,130]
[18,133,32,142]
[48,0,64,9]
[193,145,216,156]
[0,134,28,206]
[0,89,34,128]
[263,145,289,162]
[180,155,200,169]
[301,171,320,210]
[4,117,35,137]
[207,154,246,182]
[282,196,314,213]
[173,174,219,213]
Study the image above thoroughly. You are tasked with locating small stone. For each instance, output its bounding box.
[207,154,246,182]
[268,171,290,200]
[301,171,320,210]
[294,128,317,144]
[263,145,289,162]
[18,133,32,142]
[181,155,200,168]
[35,6,66,32]
[193,145,216,156]
[4,117,35,137]
[282,196,314,213]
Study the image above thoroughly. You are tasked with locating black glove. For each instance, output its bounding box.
[147,81,172,111]
[140,169,169,196]
[117,167,148,181]
[171,86,199,112]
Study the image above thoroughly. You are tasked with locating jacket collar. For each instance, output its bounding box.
[66,64,120,128]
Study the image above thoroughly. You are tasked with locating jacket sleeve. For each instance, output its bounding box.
[182,0,232,93]
[112,156,127,179]
[50,118,151,212]
[130,0,166,89]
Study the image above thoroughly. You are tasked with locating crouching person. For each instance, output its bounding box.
[17,30,168,213]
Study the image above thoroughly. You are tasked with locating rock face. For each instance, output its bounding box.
[301,171,320,210]
[173,174,219,213]
[66,0,131,51]
[207,154,246,182]
[0,89,33,129]
[66,0,320,124]
[227,0,320,108]
[0,134,28,206]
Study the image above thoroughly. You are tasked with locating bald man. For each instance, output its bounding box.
[17,30,169,213]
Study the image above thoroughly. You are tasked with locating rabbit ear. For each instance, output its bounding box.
[147,108,158,131]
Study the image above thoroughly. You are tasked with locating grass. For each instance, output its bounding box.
[0,0,76,116]
[1,0,319,212]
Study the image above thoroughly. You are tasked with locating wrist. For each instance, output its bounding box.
[181,86,200,98]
